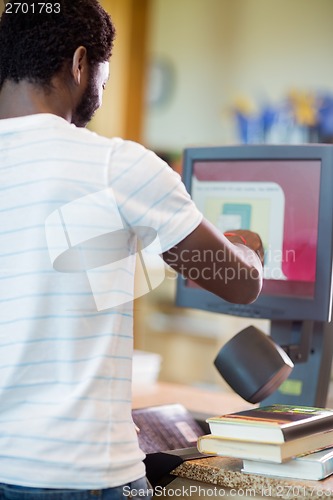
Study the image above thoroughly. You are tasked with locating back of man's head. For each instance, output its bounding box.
[0,0,116,89]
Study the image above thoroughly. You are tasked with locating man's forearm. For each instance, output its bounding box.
[163,218,263,305]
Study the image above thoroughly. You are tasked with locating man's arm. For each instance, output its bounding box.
[162,218,264,305]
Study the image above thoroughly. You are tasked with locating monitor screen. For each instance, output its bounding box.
[176,145,333,322]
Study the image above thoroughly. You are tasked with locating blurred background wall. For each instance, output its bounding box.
[94,0,333,151]
[144,0,333,149]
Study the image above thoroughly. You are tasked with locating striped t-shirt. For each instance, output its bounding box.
[0,113,202,489]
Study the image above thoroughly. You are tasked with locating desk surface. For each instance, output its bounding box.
[172,456,333,499]
[132,381,256,416]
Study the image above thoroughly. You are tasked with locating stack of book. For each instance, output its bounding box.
[197,404,333,480]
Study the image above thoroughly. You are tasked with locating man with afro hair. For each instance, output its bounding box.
[0,0,263,498]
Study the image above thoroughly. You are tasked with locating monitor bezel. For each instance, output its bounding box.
[176,144,333,322]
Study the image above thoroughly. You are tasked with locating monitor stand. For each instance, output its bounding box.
[261,320,333,407]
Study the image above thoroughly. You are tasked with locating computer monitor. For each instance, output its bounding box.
[176,144,333,406]
[176,144,333,323]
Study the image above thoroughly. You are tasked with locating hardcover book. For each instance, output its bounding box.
[197,429,333,463]
[242,447,333,480]
[206,404,333,444]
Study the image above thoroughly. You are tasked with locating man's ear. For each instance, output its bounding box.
[72,46,88,86]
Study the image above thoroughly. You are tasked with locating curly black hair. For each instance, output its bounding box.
[0,0,116,88]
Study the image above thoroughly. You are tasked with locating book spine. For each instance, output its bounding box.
[282,416,333,442]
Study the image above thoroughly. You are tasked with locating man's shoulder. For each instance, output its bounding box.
[66,125,149,157]
[66,123,123,149]
[46,114,158,165]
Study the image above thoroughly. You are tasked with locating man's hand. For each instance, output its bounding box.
[223,229,265,266]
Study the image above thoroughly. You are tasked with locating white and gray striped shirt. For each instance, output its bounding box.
[0,113,202,489]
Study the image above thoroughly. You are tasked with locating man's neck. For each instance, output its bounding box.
[0,80,71,122]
